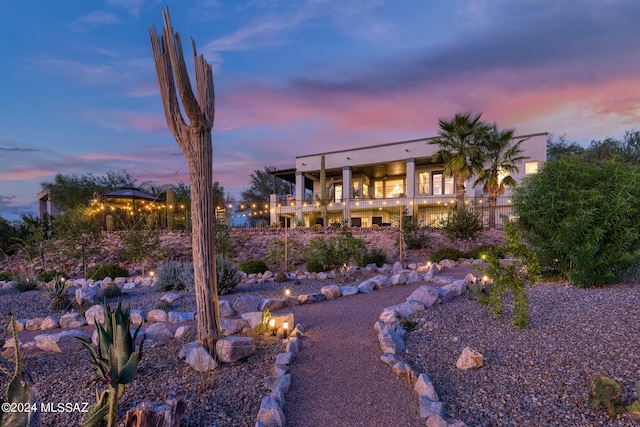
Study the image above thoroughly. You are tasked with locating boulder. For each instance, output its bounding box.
[146,309,168,323]
[369,274,391,289]
[298,293,326,304]
[438,280,468,303]
[25,317,44,331]
[256,396,285,427]
[259,298,285,312]
[59,313,86,329]
[167,311,195,323]
[232,294,262,314]
[414,373,439,401]
[75,287,98,306]
[264,374,291,394]
[144,322,174,340]
[339,286,359,296]
[122,282,136,290]
[185,345,218,372]
[407,285,440,307]
[406,270,423,284]
[320,285,341,300]
[161,292,184,304]
[438,259,457,269]
[174,325,195,340]
[241,312,265,330]
[419,396,446,419]
[378,328,405,355]
[385,301,425,319]
[357,280,375,293]
[390,273,408,286]
[216,336,254,363]
[85,305,105,326]
[317,272,328,280]
[219,318,248,336]
[34,330,91,353]
[456,347,483,370]
[218,300,236,318]
[40,316,60,330]
[425,414,449,427]
[130,309,145,326]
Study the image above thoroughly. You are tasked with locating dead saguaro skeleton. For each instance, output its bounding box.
[149,7,220,355]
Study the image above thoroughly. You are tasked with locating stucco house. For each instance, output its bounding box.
[269,132,547,228]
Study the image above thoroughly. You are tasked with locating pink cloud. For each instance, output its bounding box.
[0,168,54,181]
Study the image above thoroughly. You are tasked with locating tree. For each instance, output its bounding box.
[41,170,137,214]
[430,112,490,210]
[546,134,585,161]
[149,8,220,356]
[475,126,529,228]
[241,166,291,226]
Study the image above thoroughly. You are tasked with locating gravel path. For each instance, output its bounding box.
[283,282,426,427]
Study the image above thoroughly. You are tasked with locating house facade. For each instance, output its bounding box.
[270,132,547,228]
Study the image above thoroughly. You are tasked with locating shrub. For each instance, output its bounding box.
[116,228,164,264]
[11,272,38,292]
[430,247,467,263]
[86,264,129,281]
[362,247,387,267]
[466,244,504,260]
[514,157,640,287]
[439,205,484,243]
[37,269,65,283]
[305,234,365,273]
[217,255,242,295]
[238,259,268,275]
[154,261,192,292]
[0,271,12,282]
[399,209,429,249]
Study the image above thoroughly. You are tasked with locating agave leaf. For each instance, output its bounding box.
[117,352,140,385]
[81,390,109,427]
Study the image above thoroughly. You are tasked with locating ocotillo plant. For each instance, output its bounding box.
[314,155,334,226]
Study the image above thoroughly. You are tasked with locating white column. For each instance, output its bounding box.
[295,171,304,225]
[269,193,278,226]
[342,166,352,224]
[406,158,415,217]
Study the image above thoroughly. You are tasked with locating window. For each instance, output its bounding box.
[374,181,384,198]
[525,161,539,174]
[419,172,430,194]
[352,182,360,198]
[433,173,454,195]
[433,173,443,195]
[385,179,404,197]
[334,184,342,202]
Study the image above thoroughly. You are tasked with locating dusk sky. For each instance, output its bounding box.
[1,0,639,219]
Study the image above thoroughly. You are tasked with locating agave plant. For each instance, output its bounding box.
[78,300,144,427]
[43,276,70,311]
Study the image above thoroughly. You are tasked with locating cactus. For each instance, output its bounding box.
[106,214,114,232]
[587,375,622,419]
[78,300,144,427]
[466,280,494,305]
[44,276,70,311]
[155,300,172,312]
[102,284,122,299]
[0,316,39,427]
[166,185,175,230]
[275,272,288,283]
[314,155,334,227]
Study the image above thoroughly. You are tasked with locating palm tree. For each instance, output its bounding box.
[475,125,529,228]
[430,112,490,210]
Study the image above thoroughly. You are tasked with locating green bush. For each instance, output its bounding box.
[238,259,269,275]
[362,247,387,267]
[513,157,640,287]
[37,269,66,283]
[467,244,504,260]
[399,210,429,249]
[439,205,484,242]
[305,234,365,273]
[154,261,192,292]
[430,247,467,263]
[86,264,129,281]
[217,255,242,295]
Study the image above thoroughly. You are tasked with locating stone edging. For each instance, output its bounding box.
[375,262,475,427]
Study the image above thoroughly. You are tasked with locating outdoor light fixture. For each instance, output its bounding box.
[482,275,489,284]
[284,288,291,297]
[282,321,289,339]
[269,318,276,335]
[150,271,155,278]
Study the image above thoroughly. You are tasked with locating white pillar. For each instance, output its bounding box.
[269,194,278,226]
[406,158,415,217]
[295,171,304,225]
